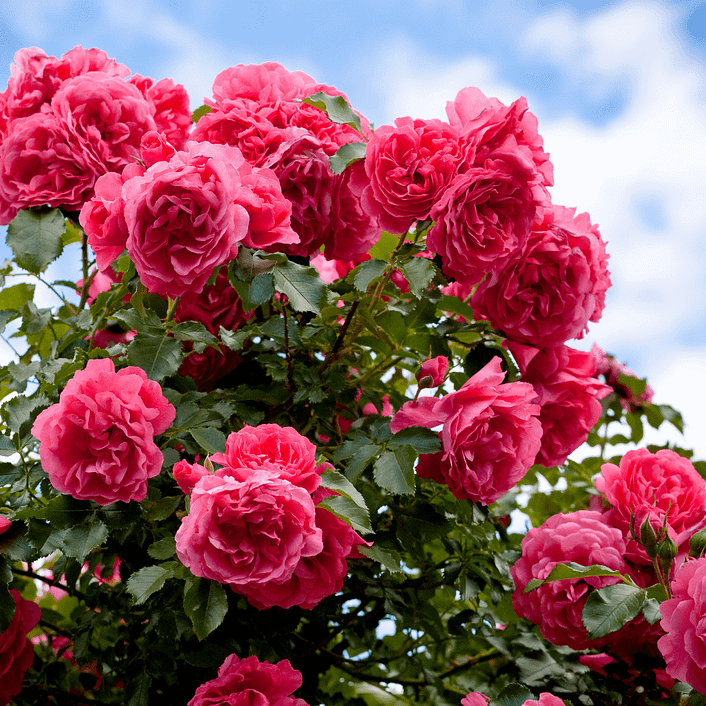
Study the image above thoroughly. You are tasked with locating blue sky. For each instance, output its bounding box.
[1,0,706,455]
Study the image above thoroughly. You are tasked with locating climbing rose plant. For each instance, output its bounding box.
[0,45,702,706]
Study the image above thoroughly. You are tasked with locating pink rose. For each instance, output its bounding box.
[31,358,175,505]
[427,136,540,286]
[233,489,367,610]
[122,141,250,298]
[592,344,654,411]
[175,471,323,589]
[595,448,706,563]
[472,204,611,346]
[658,557,706,693]
[462,693,488,706]
[508,342,610,468]
[446,86,553,190]
[210,424,321,495]
[188,653,309,706]
[357,117,463,234]
[139,130,177,168]
[523,696,566,706]
[0,112,105,224]
[172,459,209,495]
[392,358,541,505]
[0,590,41,706]
[80,162,144,270]
[310,253,370,284]
[0,517,10,535]
[511,510,630,651]
[51,73,156,173]
[417,355,449,388]
[142,77,191,151]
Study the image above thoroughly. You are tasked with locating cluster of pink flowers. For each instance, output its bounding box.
[511,446,706,688]
[174,424,367,610]
[0,46,190,224]
[31,358,175,505]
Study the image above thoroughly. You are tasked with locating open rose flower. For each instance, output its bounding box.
[122,141,250,298]
[391,357,541,505]
[511,510,631,651]
[0,590,41,706]
[658,557,706,693]
[188,653,309,706]
[595,448,706,563]
[175,471,323,589]
[472,204,611,346]
[31,358,175,505]
[508,342,610,468]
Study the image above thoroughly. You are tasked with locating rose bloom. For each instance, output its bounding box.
[130,75,191,150]
[122,141,250,298]
[658,557,706,693]
[391,357,541,505]
[462,694,488,706]
[175,471,323,589]
[356,116,463,234]
[427,135,542,286]
[31,358,175,505]
[234,488,367,610]
[0,590,41,706]
[188,653,309,706]
[0,112,105,224]
[210,424,322,494]
[172,459,209,495]
[472,204,611,347]
[507,342,610,468]
[511,510,632,651]
[445,86,553,191]
[417,355,449,388]
[595,448,706,563]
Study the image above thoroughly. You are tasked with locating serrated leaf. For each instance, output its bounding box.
[389,426,441,454]
[642,597,662,625]
[7,209,65,273]
[44,521,109,562]
[522,562,626,593]
[190,427,226,454]
[127,565,175,605]
[127,669,152,706]
[171,321,219,346]
[318,494,372,534]
[219,327,250,352]
[401,257,436,298]
[0,435,15,456]
[191,104,212,123]
[0,282,35,311]
[353,259,388,292]
[357,545,404,574]
[493,683,536,706]
[3,393,49,433]
[582,583,646,639]
[302,91,363,133]
[373,448,415,495]
[320,470,367,510]
[146,495,182,522]
[126,333,184,382]
[229,272,274,311]
[0,310,16,334]
[147,536,177,561]
[273,260,326,314]
[183,578,228,640]
[329,141,367,174]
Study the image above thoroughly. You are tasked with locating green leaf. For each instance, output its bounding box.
[302,91,363,133]
[0,282,35,311]
[171,321,219,347]
[273,260,326,314]
[522,562,627,593]
[0,582,16,634]
[642,597,662,625]
[147,536,177,561]
[582,583,646,639]
[183,578,228,640]
[126,333,184,382]
[229,273,274,311]
[127,565,176,605]
[191,104,212,123]
[3,393,49,433]
[0,434,15,456]
[219,327,250,352]
[353,259,388,292]
[7,208,65,273]
[329,142,367,174]
[401,257,436,298]
[320,470,368,510]
[190,427,227,454]
[493,683,536,706]
[0,311,16,334]
[44,521,109,562]
[389,426,441,454]
[318,493,372,534]
[146,495,182,522]
[374,448,415,495]
[127,669,152,706]
[376,310,407,345]
[357,544,404,574]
